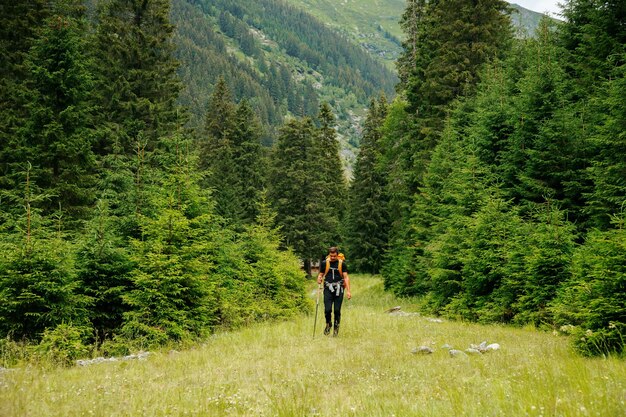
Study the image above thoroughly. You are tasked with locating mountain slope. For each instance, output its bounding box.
[171,0,398,166]
[170,0,548,167]
[281,0,551,70]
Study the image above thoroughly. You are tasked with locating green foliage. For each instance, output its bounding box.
[269,117,329,266]
[552,223,626,356]
[0,337,30,368]
[34,323,91,367]
[312,102,346,247]
[75,201,135,343]
[345,97,389,273]
[1,2,97,225]
[377,0,626,356]
[120,205,221,346]
[0,237,88,341]
[559,0,626,92]
[199,81,267,225]
[585,59,626,229]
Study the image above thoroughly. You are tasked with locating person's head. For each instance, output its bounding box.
[328,246,339,261]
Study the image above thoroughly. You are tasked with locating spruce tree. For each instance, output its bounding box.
[0,1,50,186]
[15,4,97,224]
[199,76,239,221]
[93,0,182,156]
[345,97,389,273]
[552,217,626,356]
[314,102,346,246]
[269,117,326,274]
[92,0,185,236]
[586,61,626,229]
[231,99,266,225]
[559,0,626,92]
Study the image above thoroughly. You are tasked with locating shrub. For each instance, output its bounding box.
[34,324,91,366]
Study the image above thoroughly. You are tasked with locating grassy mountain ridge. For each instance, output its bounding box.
[2,275,624,416]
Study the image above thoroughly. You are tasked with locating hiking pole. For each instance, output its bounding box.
[313,283,322,338]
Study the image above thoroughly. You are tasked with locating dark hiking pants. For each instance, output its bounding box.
[324,286,344,327]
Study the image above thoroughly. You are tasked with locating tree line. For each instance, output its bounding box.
[0,0,347,363]
[344,0,625,356]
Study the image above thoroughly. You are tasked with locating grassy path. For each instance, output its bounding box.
[1,275,624,416]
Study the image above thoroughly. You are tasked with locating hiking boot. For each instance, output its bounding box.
[333,324,339,337]
[324,323,331,336]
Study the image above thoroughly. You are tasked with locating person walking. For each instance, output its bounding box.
[317,247,351,337]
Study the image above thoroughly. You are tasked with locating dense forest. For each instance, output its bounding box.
[0,0,347,361]
[346,0,625,356]
[0,0,624,363]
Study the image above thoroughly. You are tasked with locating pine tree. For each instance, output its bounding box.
[93,0,182,156]
[586,60,626,229]
[345,97,389,273]
[0,163,88,341]
[0,1,50,179]
[382,0,514,283]
[559,0,626,92]
[552,217,626,356]
[231,99,267,225]
[198,76,240,222]
[92,0,185,237]
[269,117,326,274]
[14,4,97,224]
[313,102,346,246]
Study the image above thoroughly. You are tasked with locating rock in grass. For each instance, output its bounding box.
[411,346,434,355]
[465,348,482,355]
[449,349,467,357]
[470,341,501,353]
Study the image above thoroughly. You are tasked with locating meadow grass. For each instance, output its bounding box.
[1,275,624,416]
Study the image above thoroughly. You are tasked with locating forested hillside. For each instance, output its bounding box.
[172,0,398,165]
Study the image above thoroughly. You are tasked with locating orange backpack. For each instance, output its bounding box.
[324,253,345,276]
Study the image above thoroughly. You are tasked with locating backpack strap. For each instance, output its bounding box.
[323,258,343,277]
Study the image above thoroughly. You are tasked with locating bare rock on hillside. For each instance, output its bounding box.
[448,349,467,357]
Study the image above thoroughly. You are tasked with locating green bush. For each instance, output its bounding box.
[552,225,626,356]
[0,337,30,368]
[34,324,91,366]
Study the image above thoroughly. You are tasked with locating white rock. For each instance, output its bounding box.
[411,346,434,355]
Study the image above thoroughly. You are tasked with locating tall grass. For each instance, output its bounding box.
[1,275,624,416]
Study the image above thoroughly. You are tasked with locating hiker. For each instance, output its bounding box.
[317,247,351,336]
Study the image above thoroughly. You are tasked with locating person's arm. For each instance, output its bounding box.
[343,271,351,299]
[317,260,325,284]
